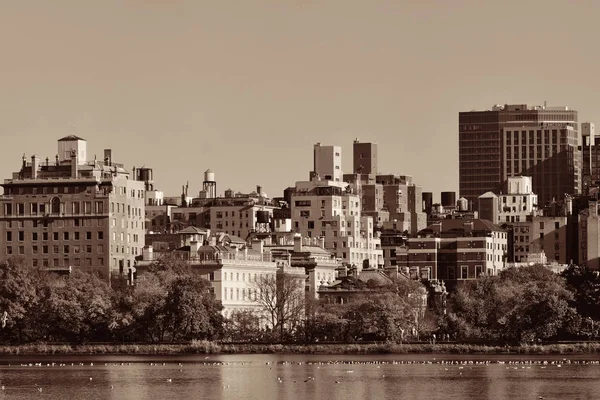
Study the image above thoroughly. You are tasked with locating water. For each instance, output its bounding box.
[0,353,599,399]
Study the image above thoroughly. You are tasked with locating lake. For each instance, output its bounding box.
[0,353,598,399]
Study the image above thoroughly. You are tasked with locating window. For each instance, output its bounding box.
[5,232,11,242]
[53,245,59,254]
[555,222,560,230]
[6,246,12,255]
[98,231,104,240]
[53,232,59,241]
[50,198,60,214]
[63,232,69,240]
[63,245,69,254]
[461,265,468,279]
[86,231,92,240]
[475,265,483,277]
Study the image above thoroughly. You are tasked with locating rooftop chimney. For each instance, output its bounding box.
[31,155,40,179]
[252,238,264,253]
[104,149,112,166]
[70,150,78,178]
[294,234,303,252]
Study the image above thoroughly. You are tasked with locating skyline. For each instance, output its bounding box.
[2,1,600,200]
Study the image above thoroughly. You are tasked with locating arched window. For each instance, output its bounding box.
[50,197,60,215]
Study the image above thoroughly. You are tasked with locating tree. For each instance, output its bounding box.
[116,261,224,343]
[226,310,262,341]
[562,264,600,322]
[35,270,113,342]
[0,258,41,343]
[448,265,577,343]
[253,273,305,341]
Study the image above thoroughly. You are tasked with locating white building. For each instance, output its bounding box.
[497,176,538,224]
[291,177,383,270]
[312,143,343,183]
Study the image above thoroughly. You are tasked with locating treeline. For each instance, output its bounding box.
[0,257,225,344]
[0,255,598,346]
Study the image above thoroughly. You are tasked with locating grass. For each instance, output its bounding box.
[1,342,600,356]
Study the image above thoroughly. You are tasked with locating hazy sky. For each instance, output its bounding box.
[2,0,600,201]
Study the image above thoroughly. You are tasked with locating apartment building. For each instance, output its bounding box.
[290,181,383,270]
[459,103,579,210]
[0,136,145,281]
[400,219,507,290]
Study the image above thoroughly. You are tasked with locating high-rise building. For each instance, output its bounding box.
[581,122,600,193]
[459,103,579,209]
[352,139,378,176]
[0,136,145,281]
[292,145,383,270]
[311,143,343,182]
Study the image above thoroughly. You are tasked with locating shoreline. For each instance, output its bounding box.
[2,342,600,356]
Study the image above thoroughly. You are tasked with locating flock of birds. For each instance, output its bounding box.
[0,357,591,394]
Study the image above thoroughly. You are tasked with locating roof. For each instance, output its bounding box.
[357,269,394,285]
[58,135,85,142]
[267,245,331,255]
[198,245,232,253]
[178,226,207,235]
[422,219,505,233]
[221,233,246,244]
[478,191,498,199]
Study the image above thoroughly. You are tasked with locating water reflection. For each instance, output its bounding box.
[0,354,599,399]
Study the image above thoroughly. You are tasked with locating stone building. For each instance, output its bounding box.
[0,136,145,281]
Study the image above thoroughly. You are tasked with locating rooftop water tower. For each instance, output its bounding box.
[203,169,216,199]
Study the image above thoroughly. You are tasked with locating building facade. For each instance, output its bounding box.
[311,143,343,182]
[459,103,578,210]
[290,181,383,270]
[393,219,507,290]
[0,136,145,281]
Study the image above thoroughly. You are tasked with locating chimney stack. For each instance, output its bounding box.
[70,150,78,178]
[319,236,325,249]
[104,149,112,166]
[31,155,40,179]
[252,238,264,253]
[294,234,303,252]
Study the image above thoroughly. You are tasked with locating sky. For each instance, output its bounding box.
[1,0,600,201]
